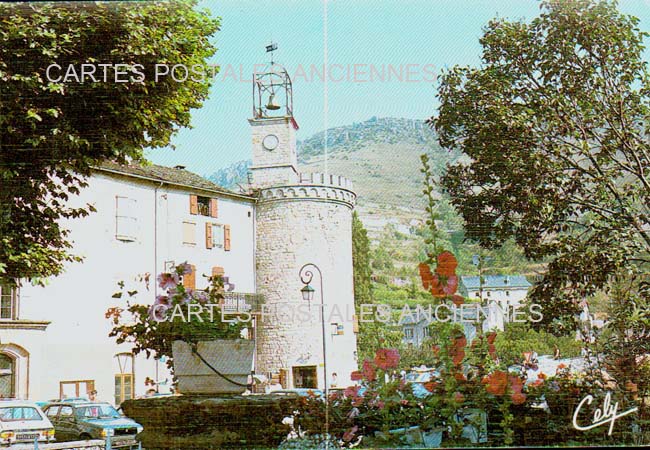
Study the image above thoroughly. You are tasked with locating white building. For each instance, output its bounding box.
[459,275,532,309]
[1,61,358,402]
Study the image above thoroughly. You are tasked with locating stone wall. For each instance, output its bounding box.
[255,184,358,389]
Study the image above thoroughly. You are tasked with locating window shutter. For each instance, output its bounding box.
[205,223,213,249]
[211,266,225,277]
[224,225,231,251]
[183,264,196,289]
[210,198,219,218]
[189,195,198,215]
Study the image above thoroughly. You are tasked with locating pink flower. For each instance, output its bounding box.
[351,371,363,381]
[157,273,179,290]
[148,304,169,322]
[375,400,385,409]
[362,360,377,381]
[344,385,361,399]
[374,348,400,370]
[154,295,171,306]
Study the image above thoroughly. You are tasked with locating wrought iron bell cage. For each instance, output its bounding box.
[253,62,294,119]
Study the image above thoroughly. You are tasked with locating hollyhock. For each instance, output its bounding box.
[400,399,409,406]
[454,372,467,382]
[362,360,377,381]
[194,290,209,304]
[157,272,179,290]
[435,251,458,277]
[419,263,436,290]
[511,392,527,405]
[442,275,459,295]
[453,391,465,403]
[483,370,508,396]
[148,304,169,322]
[374,348,400,370]
[344,385,361,398]
[452,294,465,306]
[351,371,363,381]
[424,381,440,393]
[352,396,364,406]
[486,332,497,345]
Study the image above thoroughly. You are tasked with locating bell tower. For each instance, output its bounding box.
[249,46,299,189]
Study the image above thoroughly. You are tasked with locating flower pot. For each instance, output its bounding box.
[172,339,255,395]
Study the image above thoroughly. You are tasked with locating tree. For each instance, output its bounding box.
[352,211,372,308]
[0,1,219,284]
[431,0,650,334]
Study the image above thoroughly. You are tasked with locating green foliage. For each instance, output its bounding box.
[432,0,650,334]
[352,211,372,308]
[0,1,219,284]
[494,323,582,367]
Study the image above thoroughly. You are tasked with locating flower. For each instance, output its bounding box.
[453,391,465,403]
[451,294,465,306]
[483,370,508,396]
[157,272,179,290]
[374,348,400,370]
[351,371,363,381]
[343,426,358,442]
[148,304,169,322]
[400,399,409,406]
[538,373,547,380]
[344,385,361,398]
[557,363,567,369]
[511,392,527,405]
[424,381,440,393]
[419,263,436,290]
[435,251,458,277]
[362,359,377,381]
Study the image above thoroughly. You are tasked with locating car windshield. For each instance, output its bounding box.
[0,407,43,422]
[75,404,121,419]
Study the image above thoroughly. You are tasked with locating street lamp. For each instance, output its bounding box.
[298,263,330,443]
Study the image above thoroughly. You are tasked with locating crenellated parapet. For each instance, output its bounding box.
[258,173,356,208]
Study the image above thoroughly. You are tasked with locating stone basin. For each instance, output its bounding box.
[121,394,302,449]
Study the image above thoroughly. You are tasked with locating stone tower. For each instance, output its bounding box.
[251,60,358,390]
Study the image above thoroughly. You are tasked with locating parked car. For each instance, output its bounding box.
[42,402,142,448]
[0,399,55,446]
[269,388,324,399]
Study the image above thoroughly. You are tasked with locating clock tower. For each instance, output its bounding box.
[249,59,299,188]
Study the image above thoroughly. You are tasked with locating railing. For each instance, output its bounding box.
[298,172,353,190]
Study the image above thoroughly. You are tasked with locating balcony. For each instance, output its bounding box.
[221,292,264,313]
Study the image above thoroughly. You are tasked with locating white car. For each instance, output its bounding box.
[0,400,55,445]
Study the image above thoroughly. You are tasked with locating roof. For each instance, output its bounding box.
[95,161,255,201]
[461,275,532,290]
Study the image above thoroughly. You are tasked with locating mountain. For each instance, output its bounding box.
[206,117,460,213]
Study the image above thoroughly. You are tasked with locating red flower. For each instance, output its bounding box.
[451,295,465,306]
[351,371,363,381]
[374,348,400,370]
[362,360,377,381]
[511,392,527,405]
[451,348,465,366]
[435,251,458,277]
[424,381,440,393]
[538,373,547,380]
[400,399,409,406]
[483,370,508,396]
[344,385,361,398]
[454,372,467,382]
[486,332,497,345]
[442,275,459,296]
[419,263,436,290]
[453,391,465,403]
[432,345,441,356]
[452,335,467,349]
[509,375,524,394]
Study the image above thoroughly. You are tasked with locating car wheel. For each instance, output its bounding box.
[79,433,92,440]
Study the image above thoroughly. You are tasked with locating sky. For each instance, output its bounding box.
[146,0,650,176]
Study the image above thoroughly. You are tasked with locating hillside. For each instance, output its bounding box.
[206,117,459,212]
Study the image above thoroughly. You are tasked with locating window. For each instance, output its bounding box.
[506,291,510,297]
[423,326,430,338]
[475,292,480,298]
[59,406,73,418]
[190,195,218,218]
[182,264,196,290]
[45,406,59,418]
[116,196,138,241]
[115,373,134,406]
[206,224,231,251]
[404,328,414,339]
[182,222,196,245]
[0,407,42,421]
[292,366,317,389]
[487,291,491,297]
[0,354,15,398]
[0,284,17,320]
[211,224,224,248]
[59,380,94,399]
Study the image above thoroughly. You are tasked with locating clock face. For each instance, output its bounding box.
[262,134,279,151]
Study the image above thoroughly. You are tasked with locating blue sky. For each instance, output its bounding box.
[146,0,650,176]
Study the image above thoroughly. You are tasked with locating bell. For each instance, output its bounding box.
[266,93,281,111]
